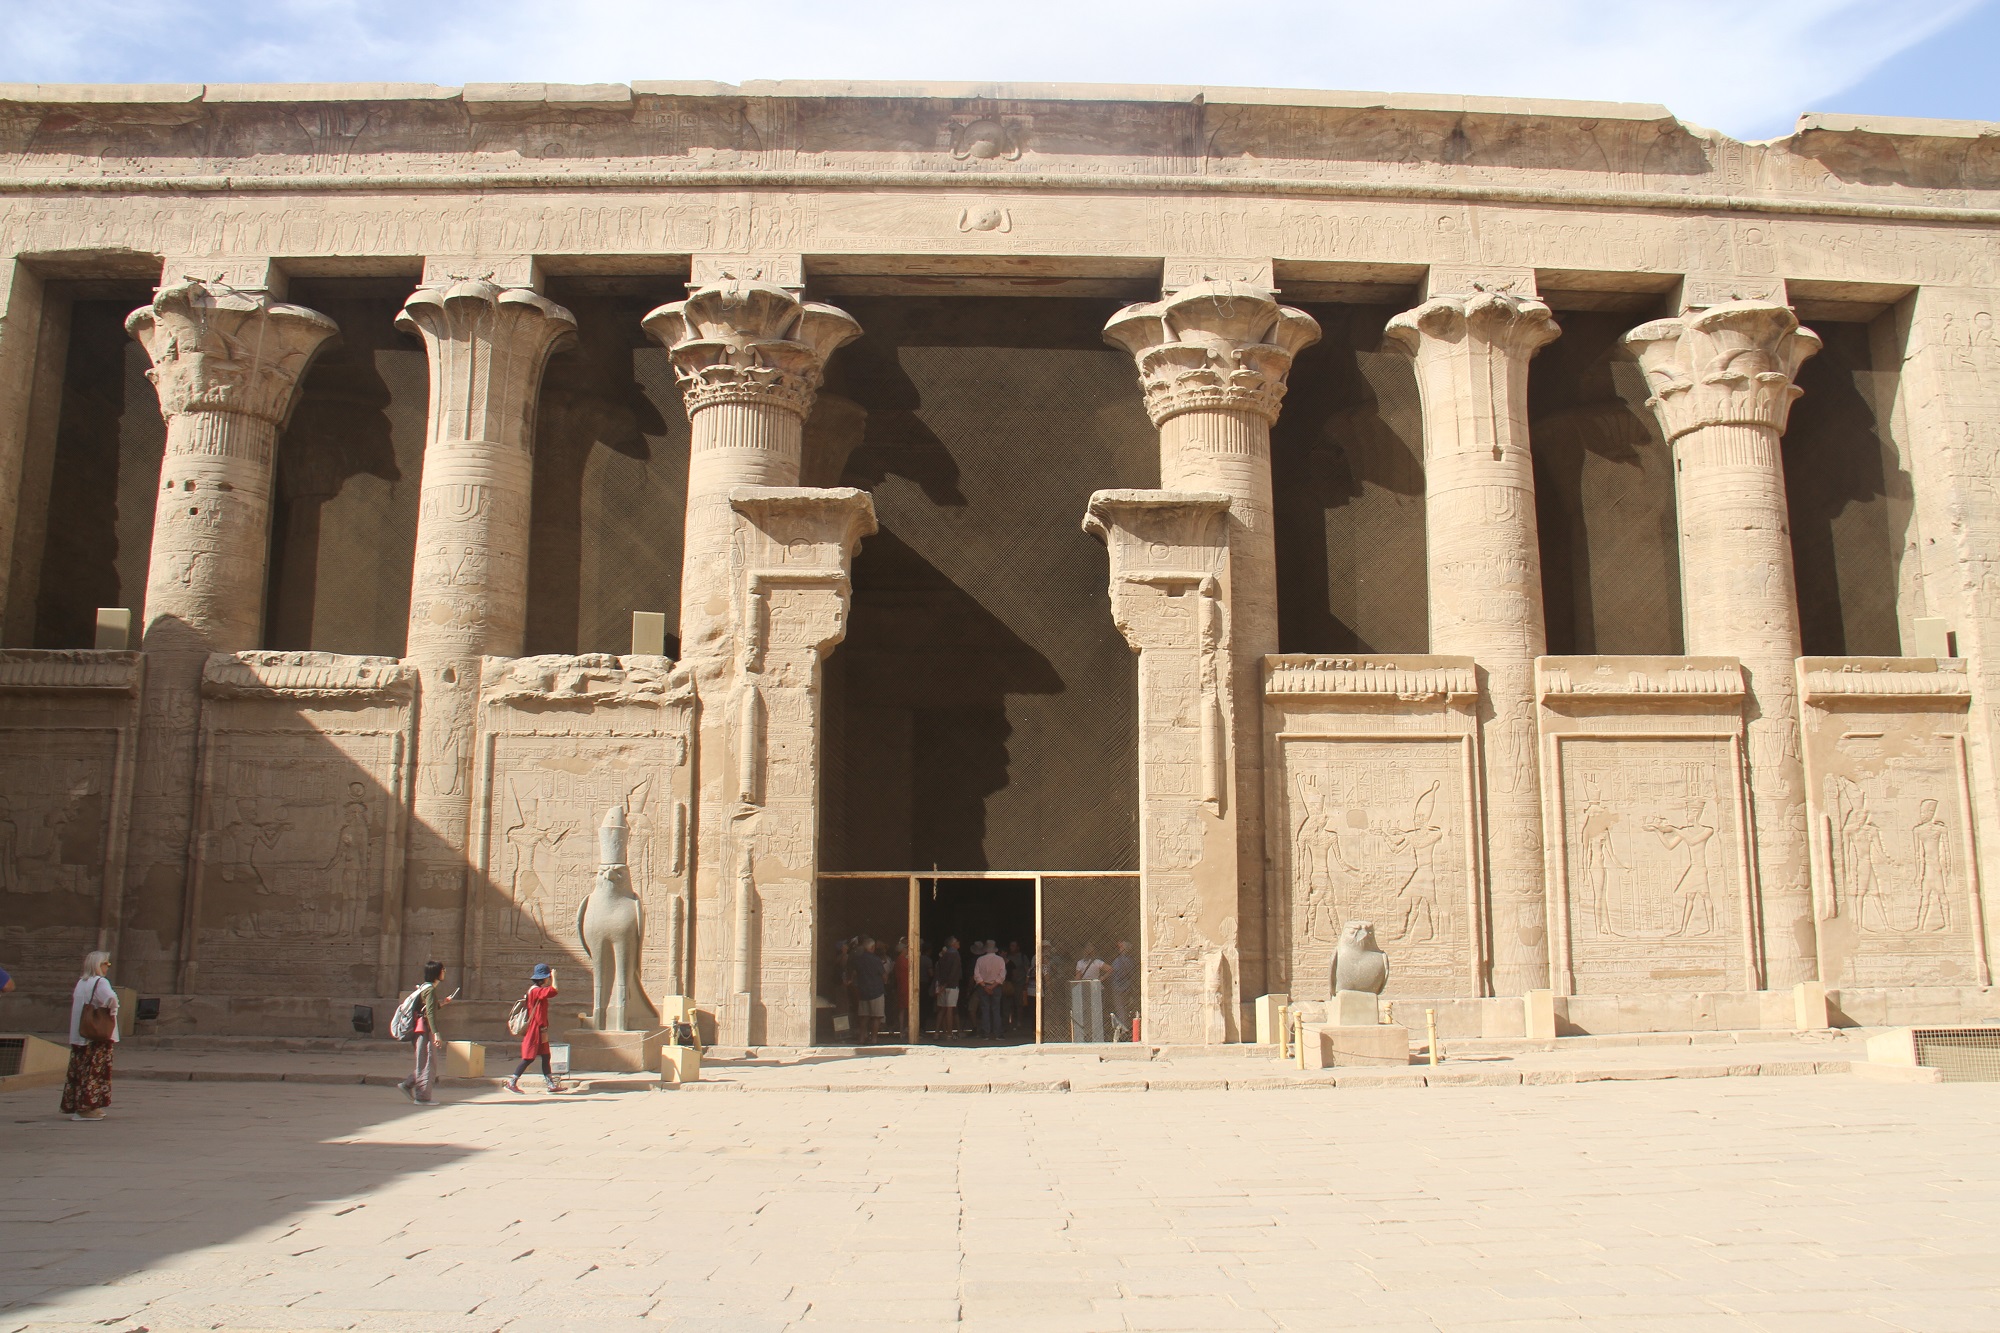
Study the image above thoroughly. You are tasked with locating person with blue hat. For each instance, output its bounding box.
[506,963,566,1094]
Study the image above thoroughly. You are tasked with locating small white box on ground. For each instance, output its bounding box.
[661,1044,702,1084]
[1253,993,1289,1045]
[1793,981,1830,1031]
[1332,989,1379,1027]
[1866,1028,1918,1066]
[549,1043,571,1077]
[1524,989,1558,1041]
[446,1040,485,1078]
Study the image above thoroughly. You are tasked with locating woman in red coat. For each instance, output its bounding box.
[506,963,567,1094]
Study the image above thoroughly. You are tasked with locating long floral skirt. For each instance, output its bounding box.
[59,1040,113,1114]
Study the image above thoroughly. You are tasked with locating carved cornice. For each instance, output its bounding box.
[1264,655,1478,701]
[480,654,693,708]
[0,650,143,695]
[1385,288,1560,361]
[1102,281,1320,426]
[1622,300,1821,441]
[643,278,860,420]
[1082,488,1232,552]
[1537,656,1745,701]
[1798,656,1970,707]
[125,279,337,425]
[202,651,412,701]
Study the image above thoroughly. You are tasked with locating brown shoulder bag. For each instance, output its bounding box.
[78,980,116,1043]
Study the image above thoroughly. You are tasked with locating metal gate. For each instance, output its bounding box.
[818,871,1141,1045]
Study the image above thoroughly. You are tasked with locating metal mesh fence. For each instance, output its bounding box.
[1913,1028,2000,1082]
[1038,875,1143,1043]
[815,877,908,1044]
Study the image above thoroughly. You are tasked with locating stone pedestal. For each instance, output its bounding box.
[1102,283,1319,1024]
[1388,282,1560,997]
[395,265,575,986]
[561,1026,668,1073]
[1302,1023,1411,1069]
[1253,993,1289,1045]
[1524,989,1558,1041]
[1626,300,1821,988]
[1332,989,1380,1027]
[661,1043,703,1083]
[124,277,336,992]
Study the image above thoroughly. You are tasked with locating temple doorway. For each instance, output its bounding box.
[815,872,1142,1046]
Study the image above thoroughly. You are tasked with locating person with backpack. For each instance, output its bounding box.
[61,951,118,1121]
[393,960,454,1105]
[506,963,566,1095]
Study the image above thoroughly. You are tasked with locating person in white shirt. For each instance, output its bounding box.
[61,950,118,1121]
[971,943,1007,1039]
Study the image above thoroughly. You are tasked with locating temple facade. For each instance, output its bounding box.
[0,80,1995,1044]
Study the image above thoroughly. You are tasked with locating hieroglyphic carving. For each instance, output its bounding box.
[724,488,875,1045]
[187,652,413,996]
[1537,656,1754,997]
[470,655,695,1007]
[1624,301,1821,989]
[1102,283,1320,1025]
[1086,490,1242,1040]
[1266,655,1481,1001]
[396,269,575,981]
[1388,284,1560,997]
[1798,657,1987,989]
[0,654,138,989]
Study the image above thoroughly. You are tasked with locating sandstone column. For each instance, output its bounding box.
[1625,299,1822,987]
[124,274,337,991]
[643,275,861,1045]
[1102,280,1319,1029]
[1386,283,1560,996]
[395,263,575,981]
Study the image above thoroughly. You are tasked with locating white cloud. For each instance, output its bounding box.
[1,0,1980,139]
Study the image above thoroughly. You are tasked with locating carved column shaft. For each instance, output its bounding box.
[645,278,861,1045]
[396,275,575,981]
[1104,282,1319,1021]
[122,278,335,991]
[1388,289,1559,997]
[1627,300,1822,987]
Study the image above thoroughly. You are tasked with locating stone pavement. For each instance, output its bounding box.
[2,1064,1996,1332]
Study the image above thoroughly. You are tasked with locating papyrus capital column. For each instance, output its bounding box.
[644,275,862,1045]
[124,273,337,990]
[1103,281,1319,1023]
[396,264,575,978]
[1387,284,1559,997]
[1625,298,1822,986]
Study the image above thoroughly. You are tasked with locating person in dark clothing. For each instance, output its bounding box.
[934,937,963,1040]
[1110,940,1140,1041]
[850,935,888,1043]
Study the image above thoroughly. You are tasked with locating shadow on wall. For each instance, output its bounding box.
[1529,309,1683,656]
[1783,321,1904,657]
[527,282,689,658]
[1272,303,1427,656]
[815,295,1152,875]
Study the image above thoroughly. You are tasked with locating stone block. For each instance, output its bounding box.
[0,1033,70,1092]
[1523,990,1557,1040]
[1865,1027,1919,1066]
[1793,981,1831,1030]
[561,1027,667,1073]
[93,607,130,650]
[445,1040,484,1078]
[660,1044,702,1084]
[1252,994,1289,1046]
[1479,996,1524,1039]
[1306,1023,1410,1068]
[1332,990,1379,1027]
[1757,989,1796,1029]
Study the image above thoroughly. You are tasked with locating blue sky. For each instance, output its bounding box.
[4,0,1994,142]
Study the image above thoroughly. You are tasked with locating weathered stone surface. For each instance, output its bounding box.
[0,81,1990,1041]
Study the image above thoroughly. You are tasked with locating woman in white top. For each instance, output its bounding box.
[61,950,118,1121]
